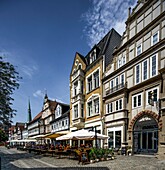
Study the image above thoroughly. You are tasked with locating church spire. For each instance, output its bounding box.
[27,98,32,123]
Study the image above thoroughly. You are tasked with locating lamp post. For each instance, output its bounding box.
[100,116,105,148]
[94,126,97,148]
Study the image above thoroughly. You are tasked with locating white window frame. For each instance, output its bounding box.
[136,44,142,56]
[146,86,159,106]
[142,59,149,81]
[55,105,62,118]
[122,55,126,65]
[86,67,100,93]
[115,98,123,111]
[120,73,125,86]
[74,104,78,119]
[150,53,158,78]
[106,102,113,114]
[132,93,142,109]
[86,94,100,117]
[135,64,141,85]
[151,31,159,46]
[73,81,78,96]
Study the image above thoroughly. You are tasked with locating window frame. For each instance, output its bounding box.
[142,59,149,81]
[151,31,159,46]
[150,54,158,78]
[136,44,142,56]
[146,87,159,105]
[132,93,142,109]
[135,64,141,84]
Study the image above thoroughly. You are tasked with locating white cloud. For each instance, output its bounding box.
[82,0,137,47]
[21,65,38,79]
[33,90,44,98]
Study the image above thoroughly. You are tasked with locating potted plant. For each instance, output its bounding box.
[89,148,96,163]
[94,148,100,162]
[100,148,105,161]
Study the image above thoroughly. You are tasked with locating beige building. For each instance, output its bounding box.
[70,29,121,147]
[103,0,165,158]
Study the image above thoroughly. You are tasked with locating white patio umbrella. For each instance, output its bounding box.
[56,129,109,140]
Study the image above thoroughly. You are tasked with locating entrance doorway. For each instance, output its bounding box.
[133,115,158,154]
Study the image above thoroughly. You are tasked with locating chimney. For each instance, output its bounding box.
[128,7,131,17]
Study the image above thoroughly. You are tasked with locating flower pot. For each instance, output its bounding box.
[95,159,99,162]
[90,160,95,163]
[101,158,105,161]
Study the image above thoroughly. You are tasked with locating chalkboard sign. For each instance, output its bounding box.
[121,147,126,155]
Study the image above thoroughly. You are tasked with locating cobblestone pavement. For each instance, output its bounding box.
[0,146,165,170]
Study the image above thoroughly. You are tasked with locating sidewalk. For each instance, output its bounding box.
[0,147,165,170]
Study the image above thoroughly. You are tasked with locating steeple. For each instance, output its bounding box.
[27,98,32,123]
[44,90,48,103]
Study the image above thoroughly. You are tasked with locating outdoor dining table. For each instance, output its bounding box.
[56,150,69,158]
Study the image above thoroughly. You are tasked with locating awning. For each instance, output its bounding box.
[31,134,48,139]
[44,131,69,139]
[56,129,109,141]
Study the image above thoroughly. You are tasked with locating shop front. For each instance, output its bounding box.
[133,115,158,154]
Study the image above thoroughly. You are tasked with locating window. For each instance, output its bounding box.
[136,44,142,56]
[62,120,64,126]
[111,80,114,89]
[122,56,126,65]
[88,76,92,92]
[94,98,99,114]
[142,60,148,81]
[118,56,126,68]
[152,32,159,45]
[106,103,113,113]
[65,119,68,126]
[147,88,158,105]
[118,59,122,68]
[88,101,92,117]
[81,81,83,93]
[151,55,157,77]
[74,81,78,96]
[132,93,142,108]
[116,100,119,111]
[56,105,62,118]
[81,104,84,117]
[87,96,100,117]
[116,77,118,90]
[90,50,96,64]
[121,74,124,86]
[94,70,99,89]
[135,64,140,84]
[119,99,122,110]
[74,105,78,118]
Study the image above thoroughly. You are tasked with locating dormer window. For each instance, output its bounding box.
[90,49,96,64]
[55,105,62,118]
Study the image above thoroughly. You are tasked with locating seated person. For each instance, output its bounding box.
[50,144,55,150]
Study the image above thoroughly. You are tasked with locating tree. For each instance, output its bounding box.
[0,128,8,142]
[0,56,21,127]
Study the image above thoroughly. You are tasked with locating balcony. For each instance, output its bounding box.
[72,69,84,81]
[105,83,125,96]
[72,117,85,128]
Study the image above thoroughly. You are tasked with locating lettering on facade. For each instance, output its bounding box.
[139,117,151,122]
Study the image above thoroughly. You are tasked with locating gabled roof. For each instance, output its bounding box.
[70,52,86,76]
[85,28,121,70]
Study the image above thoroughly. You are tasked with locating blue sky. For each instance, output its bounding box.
[0,0,136,124]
